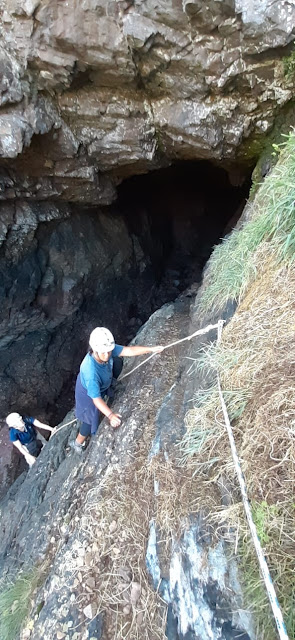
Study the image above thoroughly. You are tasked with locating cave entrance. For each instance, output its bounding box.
[116,160,251,313]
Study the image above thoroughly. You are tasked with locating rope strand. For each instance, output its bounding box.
[50,319,289,637]
[120,322,220,380]
[216,320,289,640]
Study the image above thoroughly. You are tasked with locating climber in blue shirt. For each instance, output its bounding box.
[71,326,163,454]
[6,413,56,467]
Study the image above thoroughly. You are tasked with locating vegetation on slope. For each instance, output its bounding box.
[182,132,295,638]
[200,132,295,314]
[0,569,44,640]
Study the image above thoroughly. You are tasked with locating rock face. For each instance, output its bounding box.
[1,0,294,426]
[0,290,254,640]
[0,4,292,638]
[0,0,294,203]
[0,200,159,421]
[0,157,248,438]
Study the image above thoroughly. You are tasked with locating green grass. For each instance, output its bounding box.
[238,539,277,640]
[200,131,295,313]
[238,500,295,640]
[0,570,42,640]
[192,341,245,378]
[181,382,249,467]
[252,500,279,547]
[283,47,295,80]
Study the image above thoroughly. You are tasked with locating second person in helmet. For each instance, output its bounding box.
[70,327,163,454]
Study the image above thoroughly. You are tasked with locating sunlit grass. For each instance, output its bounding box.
[200,131,295,313]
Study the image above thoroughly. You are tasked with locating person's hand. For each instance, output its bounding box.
[109,413,122,428]
[150,346,164,353]
[49,427,57,438]
[25,454,36,467]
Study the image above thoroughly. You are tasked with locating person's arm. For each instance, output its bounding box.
[120,345,164,357]
[33,419,56,434]
[92,397,121,428]
[12,440,36,467]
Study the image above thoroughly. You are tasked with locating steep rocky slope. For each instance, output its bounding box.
[0,2,295,639]
[1,134,294,639]
[0,287,254,640]
[1,0,295,458]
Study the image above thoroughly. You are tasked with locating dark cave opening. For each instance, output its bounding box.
[0,158,253,493]
[116,160,251,311]
[50,159,253,422]
[1,161,253,415]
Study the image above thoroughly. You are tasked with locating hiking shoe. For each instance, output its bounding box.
[69,440,84,454]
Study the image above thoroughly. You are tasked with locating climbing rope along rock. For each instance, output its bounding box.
[51,319,289,637]
[51,323,220,434]
[120,322,220,380]
[216,319,289,640]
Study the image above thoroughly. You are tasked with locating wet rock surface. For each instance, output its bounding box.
[0,202,159,422]
[0,155,247,467]
[0,289,253,639]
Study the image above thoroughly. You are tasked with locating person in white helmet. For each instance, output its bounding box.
[6,413,56,467]
[70,327,163,454]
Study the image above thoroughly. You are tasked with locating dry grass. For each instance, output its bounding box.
[70,437,207,639]
[81,460,164,640]
[181,250,295,638]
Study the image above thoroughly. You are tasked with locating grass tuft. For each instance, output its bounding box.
[200,131,295,313]
[283,47,295,80]
[0,570,42,640]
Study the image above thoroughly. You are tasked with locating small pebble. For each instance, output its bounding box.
[123,604,131,615]
[109,520,117,533]
[83,603,94,619]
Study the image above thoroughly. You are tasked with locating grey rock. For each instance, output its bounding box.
[0,288,254,639]
[0,0,293,202]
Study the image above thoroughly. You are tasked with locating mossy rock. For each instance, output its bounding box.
[242,99,295,200]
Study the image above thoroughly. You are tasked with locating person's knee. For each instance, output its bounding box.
[79,422,91,437]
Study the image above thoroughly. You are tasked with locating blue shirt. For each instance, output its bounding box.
[9,416,36,445]
[80,345,123,398]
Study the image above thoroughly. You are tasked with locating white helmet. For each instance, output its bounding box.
[89,327,115,353]
[6,412,23,428]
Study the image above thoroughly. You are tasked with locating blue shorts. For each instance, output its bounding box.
[79,421,92,437]
[75,356,123,437]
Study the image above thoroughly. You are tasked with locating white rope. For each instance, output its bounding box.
[51,324,219,434]
[120,322,220,380]
[50,417,77,436]
[216,319,289,640]
[49,317,289,637]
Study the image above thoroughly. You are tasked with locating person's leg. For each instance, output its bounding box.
[70,422,91,453]
[35,439,43,456]
[26,438,42,457]
[36,432,47,446]
[76,433,86,445]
